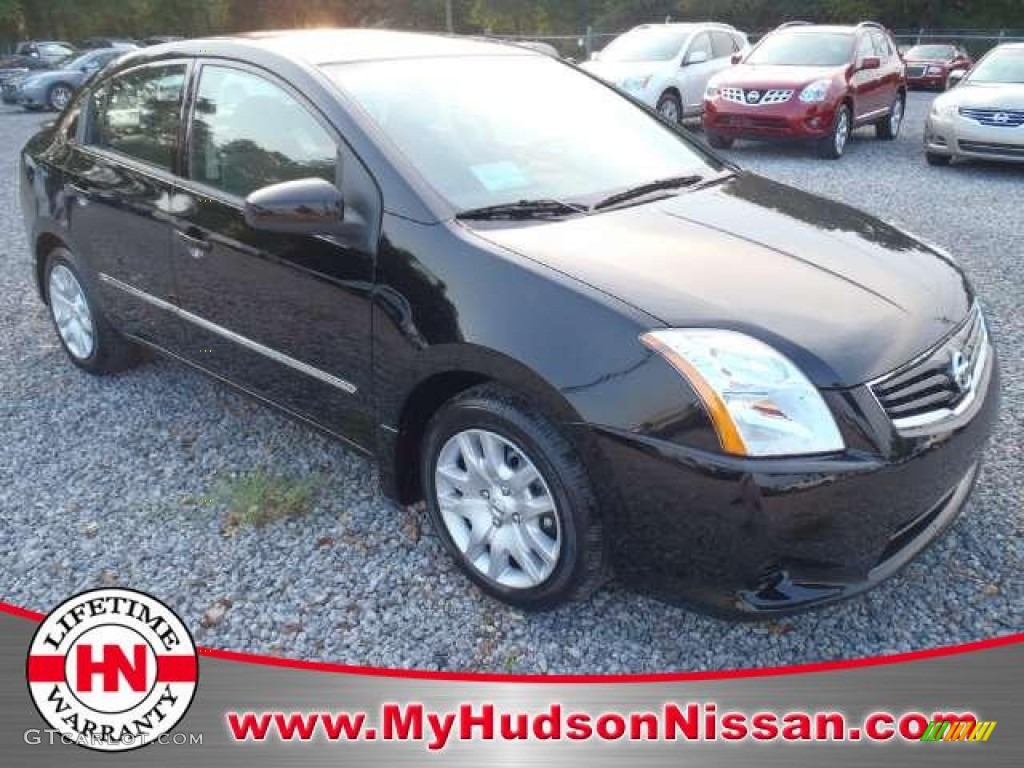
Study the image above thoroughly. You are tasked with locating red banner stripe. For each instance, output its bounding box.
[27,654,197,684]
[27,655,64,683]
[157,655,198,683]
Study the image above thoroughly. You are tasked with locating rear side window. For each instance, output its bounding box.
[189,65,338,198]
[88,63,187,171]
[711,31,738,59]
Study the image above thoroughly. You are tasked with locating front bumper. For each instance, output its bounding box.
[907,73,947,89]
[703,97,839,141]
[926,112,1024,162]
[593,343,999,617]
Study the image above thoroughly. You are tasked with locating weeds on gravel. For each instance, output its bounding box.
[218,470,319,531]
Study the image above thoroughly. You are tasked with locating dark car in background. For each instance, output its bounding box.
[4,44,136,110]
[77,37,140,50]
[903,43,973,90]
[0,54,56,88]
[14,40,76,66]
[19,30,997,615]
[703,21,907,158]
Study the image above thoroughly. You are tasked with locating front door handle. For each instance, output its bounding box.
[176,228,213,259]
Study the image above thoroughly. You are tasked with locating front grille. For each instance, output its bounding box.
[959,140,1024,157]
[958,107,1024,128]
[720,87,793,106]
[871,306,989,429]
[905,65,928,78]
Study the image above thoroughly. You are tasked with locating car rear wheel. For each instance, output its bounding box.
[876,94,905,140]
[705,130,734,149]
[421,384,607,610]
[44,248,142,374]
[926,151,953,167]
[818,104,852,159]
[46,83,73,111]
[656,91,682,124]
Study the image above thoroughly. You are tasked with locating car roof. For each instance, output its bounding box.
[144,29,537,67]
[775,25,860,35]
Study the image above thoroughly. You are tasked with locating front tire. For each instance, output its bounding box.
[421,384,607,610]
[926,151,952,166]
[44,248,142,374]
[656,91,682,124]
[46,82,74,111]
[705,130,734,149]
[818,104,852,159]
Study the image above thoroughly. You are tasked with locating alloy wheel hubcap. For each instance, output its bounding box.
[52,87,71,109]
[835,111,850,154]
[434,429,561,589]
[659,100,680,123]
[49,265,95,360]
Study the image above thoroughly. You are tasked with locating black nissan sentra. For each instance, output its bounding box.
[20,30,999,616]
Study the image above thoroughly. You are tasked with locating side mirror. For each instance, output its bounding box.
[947,69,967,88]
[730,52,743,65]
[244,177,344,235]
[859,56,881,71]
[685,49,710,65]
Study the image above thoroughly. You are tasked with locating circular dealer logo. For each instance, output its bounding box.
[27,588,198,752]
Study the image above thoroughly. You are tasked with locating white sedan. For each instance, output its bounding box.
[582,22,749,123]
[925,42,1024,165]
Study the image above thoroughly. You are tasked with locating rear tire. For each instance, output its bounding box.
[926,152,952,167]
[818,104,852,159]
[876,93,905,140]
[44,248,142,374]
[705,130,734,149]
[421,384,607,610]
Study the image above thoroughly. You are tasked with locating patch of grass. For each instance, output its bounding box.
[218,470,319,530]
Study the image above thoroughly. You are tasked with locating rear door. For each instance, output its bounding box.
[65,61,191,354]
[169,61,379,447]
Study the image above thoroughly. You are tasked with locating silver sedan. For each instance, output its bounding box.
[925,42,1024,165]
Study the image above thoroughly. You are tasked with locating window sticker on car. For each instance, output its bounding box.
[470,161,531,192]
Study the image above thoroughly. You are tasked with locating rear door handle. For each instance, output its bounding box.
[176,228,213,259]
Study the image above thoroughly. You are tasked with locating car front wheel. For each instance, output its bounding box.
[705,130,734,149]
[421,384,607,609]
[46,83,74,111]
[926,151,953,166]
[818,104,852,159]
[656,91,682,124]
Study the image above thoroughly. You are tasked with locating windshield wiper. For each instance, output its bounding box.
[591,174,708,211]
[456,199,587,221]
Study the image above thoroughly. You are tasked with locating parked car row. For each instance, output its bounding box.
[587,21,1024,165]
[2,43,138,110]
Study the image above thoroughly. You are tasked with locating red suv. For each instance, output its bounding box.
[703,22,907,158]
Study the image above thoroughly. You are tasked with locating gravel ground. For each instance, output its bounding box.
[0,93,1020,674]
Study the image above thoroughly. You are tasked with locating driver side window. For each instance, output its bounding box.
[189,65,338,198]
[686,33,712,63]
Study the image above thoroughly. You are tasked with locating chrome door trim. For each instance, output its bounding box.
[98,273,359,395]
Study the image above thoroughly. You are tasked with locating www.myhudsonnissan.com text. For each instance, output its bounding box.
[225,703,997,750]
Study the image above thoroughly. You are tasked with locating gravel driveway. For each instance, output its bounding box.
[1,93,1020,674]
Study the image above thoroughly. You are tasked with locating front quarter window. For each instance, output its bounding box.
[326,55,718,213]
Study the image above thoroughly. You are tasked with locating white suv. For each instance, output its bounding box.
[582,23,749,123]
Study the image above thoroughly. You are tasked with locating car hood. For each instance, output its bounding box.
[582,59,670,83]
[468,174,972,388]
[711,64,842,89]
[938,82,1024,110]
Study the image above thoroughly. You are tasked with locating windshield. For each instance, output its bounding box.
[327,55,718,213]
[63,52,97,70]
[746,32,854,67]
[967,49,1024,84]
[600,27,692,62]
[906,44,955,59]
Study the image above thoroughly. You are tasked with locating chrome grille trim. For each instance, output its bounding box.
[720,87,793,106]
[869,306,990,432]
[958,107,1024,128]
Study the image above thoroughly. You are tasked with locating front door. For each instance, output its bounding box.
[169,62,378,448]
[851,33,886,119]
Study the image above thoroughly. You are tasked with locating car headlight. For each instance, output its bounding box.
[622,75,652,92]
[798,79,832,103]
[930,100,956,119]
[705,85,719,99]
[927,65,945,75]
[640,329,844,457]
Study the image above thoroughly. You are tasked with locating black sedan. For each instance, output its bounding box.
[19,30,998,616]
